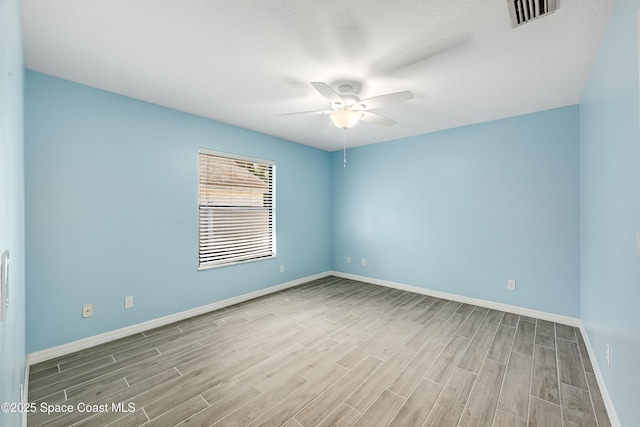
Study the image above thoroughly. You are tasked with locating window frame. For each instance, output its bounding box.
[197,148,276,270]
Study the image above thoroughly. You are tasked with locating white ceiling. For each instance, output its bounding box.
[21,0,614,152]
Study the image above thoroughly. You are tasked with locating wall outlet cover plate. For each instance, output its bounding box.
[82,303,93,318]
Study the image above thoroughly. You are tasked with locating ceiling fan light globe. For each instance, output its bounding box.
[330,109,362,130]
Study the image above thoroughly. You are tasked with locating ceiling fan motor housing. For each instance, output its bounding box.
[336,84,360,108]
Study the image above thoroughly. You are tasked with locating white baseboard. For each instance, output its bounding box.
[28,271,331,365]
[578,321,621,427]
[329,271,580,326]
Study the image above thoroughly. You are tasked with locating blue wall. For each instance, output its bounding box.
[331,106,580,317]
[0,0,26,425]
[25,71,332,352]
[580,0,640,425]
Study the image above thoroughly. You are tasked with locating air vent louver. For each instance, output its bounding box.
[508,0,556,27]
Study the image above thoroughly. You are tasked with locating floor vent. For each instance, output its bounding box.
[508,0,557,27]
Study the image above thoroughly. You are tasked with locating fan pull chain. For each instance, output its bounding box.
[343,130,347,168]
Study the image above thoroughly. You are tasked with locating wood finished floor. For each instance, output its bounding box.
[28,276,611,427]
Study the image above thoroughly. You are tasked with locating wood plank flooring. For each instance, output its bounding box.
[28,276,611,427]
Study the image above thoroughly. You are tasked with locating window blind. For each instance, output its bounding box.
[198,150,275,269]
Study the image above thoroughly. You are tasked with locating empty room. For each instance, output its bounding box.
[1,0,639,426]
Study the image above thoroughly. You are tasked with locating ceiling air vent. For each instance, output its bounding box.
[508,0,557,27]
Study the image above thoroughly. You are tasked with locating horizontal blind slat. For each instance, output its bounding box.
[198,151,275,268]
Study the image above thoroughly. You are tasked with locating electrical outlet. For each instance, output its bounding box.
[507,280,516,290]
[606,344,611,366]
[82,303,93,318]
[361,258,366,266]
[279,264,285,273]
[347,256,351,264]
[125,296,134,309]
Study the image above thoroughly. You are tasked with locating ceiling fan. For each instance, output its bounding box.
[279,81,415,130]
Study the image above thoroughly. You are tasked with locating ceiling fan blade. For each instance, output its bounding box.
[359,111,396,127]
[278,109,332,117]
[352,91,414,111]
[311,82,344,106]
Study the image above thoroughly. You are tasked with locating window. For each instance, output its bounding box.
[198,149,275,269]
